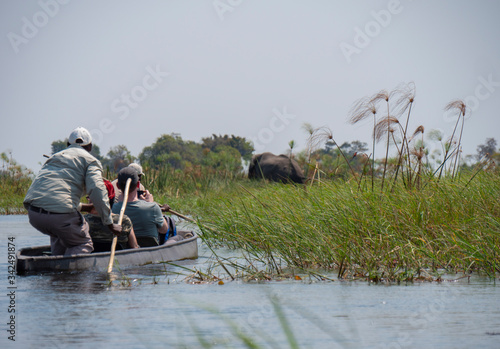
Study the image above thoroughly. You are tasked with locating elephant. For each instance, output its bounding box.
[248,152,305,184]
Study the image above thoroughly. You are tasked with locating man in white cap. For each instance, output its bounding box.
[24,127,122,255]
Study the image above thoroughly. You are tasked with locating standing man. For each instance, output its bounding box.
[23,127,122,255]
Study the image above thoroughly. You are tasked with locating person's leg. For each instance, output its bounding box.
[31,211,93,255]
[28,210,66,255]
[50,236,67,255]
[57,213,93,255]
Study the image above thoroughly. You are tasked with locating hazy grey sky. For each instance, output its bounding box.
[1,0,499,173]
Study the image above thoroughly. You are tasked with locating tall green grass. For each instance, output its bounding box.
[0,153,32,214]
[191,171,500,281]
[139,165,247,213]
[2,155,498,282]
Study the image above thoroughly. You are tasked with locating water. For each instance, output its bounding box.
[1,215,499,348]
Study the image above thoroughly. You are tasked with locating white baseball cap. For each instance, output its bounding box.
[68,127,92,146]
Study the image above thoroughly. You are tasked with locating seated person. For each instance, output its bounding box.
[84,179,139,251]
[111,163,171,213]
[111,163,146,203]
[112,168,176,246]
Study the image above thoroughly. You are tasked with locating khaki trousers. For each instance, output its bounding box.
[27,209,94,255]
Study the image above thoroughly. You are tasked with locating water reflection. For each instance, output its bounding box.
[43,272,111,293]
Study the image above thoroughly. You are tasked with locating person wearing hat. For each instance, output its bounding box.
[23,127,122,255]
[111,163,146,203]
[112,167,172,245]
[111,162,171,213]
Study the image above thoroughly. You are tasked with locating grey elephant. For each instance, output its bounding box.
[248,152,305,184]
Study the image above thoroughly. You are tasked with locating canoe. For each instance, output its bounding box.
[16,230,198,274]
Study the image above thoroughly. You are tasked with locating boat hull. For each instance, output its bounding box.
[16,230,198,274]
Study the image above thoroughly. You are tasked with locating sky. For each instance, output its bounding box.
[1,0,499,173]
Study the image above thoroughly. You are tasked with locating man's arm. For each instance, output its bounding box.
[158,217,169,235]
[85,161,113,226]
[152,204,169,235]
[108,223,122,236]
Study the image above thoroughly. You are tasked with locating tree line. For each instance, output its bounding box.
[48,133,500,179]
[50,133,254,174]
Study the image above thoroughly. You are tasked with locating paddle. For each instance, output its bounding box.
[168,209,195,223]
[158,203,195,223]
[107,177,132,273]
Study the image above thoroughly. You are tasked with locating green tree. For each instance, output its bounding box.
[90,144,102,161]
[476,138,497,161]
[310,140,370,178]
[201,134,254,161]
[139,133,202,169]
[51,140,66,154]
[202,145,243,172]
[102,145,135,172]
[51,139,102,160]
[339,140,368,158]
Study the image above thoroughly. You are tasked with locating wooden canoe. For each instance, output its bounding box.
[16,230,198,274]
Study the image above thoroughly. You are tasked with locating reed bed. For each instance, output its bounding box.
[2,144,498,283]
[139,166,247,213]
[0,169,32,214]
[191,172,499,282]
[4,163,497,282]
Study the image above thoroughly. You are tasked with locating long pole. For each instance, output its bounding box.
[168,209,195,223]
[107,178,132,273]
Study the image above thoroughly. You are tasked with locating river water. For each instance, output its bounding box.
[1,215,499,348]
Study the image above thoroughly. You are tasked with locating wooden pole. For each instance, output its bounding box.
[107,178,132,273]
[168,209,195,223]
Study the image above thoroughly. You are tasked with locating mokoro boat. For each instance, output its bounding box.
[16,230,198,274]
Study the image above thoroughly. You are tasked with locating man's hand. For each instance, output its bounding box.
[108,223,122,236]
[159,204,171,212]
[140,190,154,203]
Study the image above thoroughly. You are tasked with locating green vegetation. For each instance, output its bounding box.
[190,171,499,282]
[48,133,254,174]
[2,143,499,282]
[138,133,253,173]
[51,138,103,160]
[0,152,32,214]
[139,165,247,213]
[3,85,500,282]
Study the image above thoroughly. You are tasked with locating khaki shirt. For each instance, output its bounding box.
[23,144,113,225]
